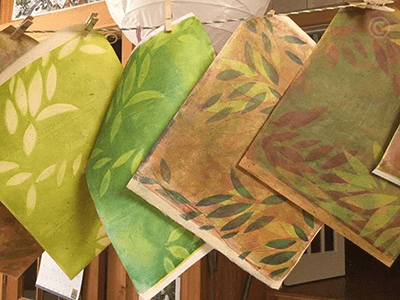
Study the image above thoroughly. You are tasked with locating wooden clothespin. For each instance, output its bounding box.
[267,10,276,17]
[165,0,172,32]
[10,16,34,40]
[362,0,395,11]
[82,12,99,37]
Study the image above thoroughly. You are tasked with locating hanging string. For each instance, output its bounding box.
[21,2,379,34]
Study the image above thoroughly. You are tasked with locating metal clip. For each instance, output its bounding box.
[267,9,276,17]
[165,0,172,32]
[83,12,99,37]
[10,16,34,40]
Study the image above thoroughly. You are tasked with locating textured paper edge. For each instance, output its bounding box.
[372,168,400,187]
[239,156,395,267]
[139,243,213,300]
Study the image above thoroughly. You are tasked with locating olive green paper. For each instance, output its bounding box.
[86,15,214,299]
[128,16,322,289]
[240,8,400,266]
[0,24,122,278]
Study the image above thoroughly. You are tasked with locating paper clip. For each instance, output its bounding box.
[82,12,99,37]
[165,0,172,32]
[10,16,34,40]
[362,0,395,12]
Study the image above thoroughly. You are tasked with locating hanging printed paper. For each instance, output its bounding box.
[0,24,122,278]
[86,15,214,299]
[240,8,400,266]
[127,16,321,289]
[373,125,400,186]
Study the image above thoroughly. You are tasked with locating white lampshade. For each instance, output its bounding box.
[105,0,271,52]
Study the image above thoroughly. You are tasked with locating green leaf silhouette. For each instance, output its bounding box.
[164,257,175,273]
[230,168,254,199]
[100,170,111,197]
[93,157,111,170]
[341,194,397,210]
[262,32,272,54]
[206,107,233,124]
[228,82,256,99]
[269,87,281,99]
[294,225,308,241]
[125,90,164,107]
[197,195,232,206]
[181,211,201,221]
[285,51,303,65]
[239,251,251,260]
[222,232,238,239]
[160,159,171,184]
[270,267,288,277]
[138,53,151,88]
[202,93,222,110]
[264,18,273,33]
[139,177,158,184]
[262,57,279,85]
[90,148,103,159]
[282,36,306,44]
[261,251,296,265]
[164,189,190,204]
[242,92,266,115]
[207,203,252,218]
[168,246,189,259]
[246,20,257,33]
[266,239,296,249]
[244,42,255,71]
[221,212,254,231]
[262,195,286,205]
[112,149,135,169]
[199,225,214,231]
[360,205,400,237]
[110,112,122,143]
[303,210,315,229]
[167,227,186,243]
[244,216,274,233]
[216,69,243,81]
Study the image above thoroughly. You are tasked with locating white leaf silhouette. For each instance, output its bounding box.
[6,172,32,186]
[26,184,36,215]
[57,160,67,187]
[0,161,19,173]
[73,154,82,176]
[9,76,15,94]
[36,104,78,121]
[59,37,80,59]
[28,71,43,117]
[36,163,57,182]
[5,100,18,134]
[23,124,36,156]
[80,45,106,54]
[46,65,57,101]
[42,53,50,66]
[15,78,27,115]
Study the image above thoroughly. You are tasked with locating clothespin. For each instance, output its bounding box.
[267,10,276,17]
[82,12,98,37]
[10,16,34,40]
[165,0,172,32]
[362,0,395,12]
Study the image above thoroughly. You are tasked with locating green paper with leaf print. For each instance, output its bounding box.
[240,8,400,267]
[86,16,214,296]
[0,28,122,278]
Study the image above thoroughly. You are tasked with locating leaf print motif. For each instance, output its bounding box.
[341,194,397,210]
[6,172,32,186]
[97,236,110,247]
[5,100,18,134]
[199,225,214,231]
[202,94,222,110]
[228,82,256,99]
[270,268,288,277]
[0,161,19,173]
[221,212,254,231]
[110,112,122,143]
[42,53,50,67]
[206,107,233,124]
[269,87,281,99]
[160,159,171,184]
[58,38,80,59]
[28,71,42,117]
[15,77,27,115]
[303,210,315,229]
[26,184,36,216]
[196,195,232,207]
[244,42,255,71]
[164,257,175,273]
[181,211,201,221]
[164,189,190,204]
[261,251,297,265]
[230,168,254,199]
[345,152,373,179]
[168,246,189,259]
[342,46,357,67]
[222,232,238,239]
[207,203,252,218]
[246,20,257,33]
[130,149,144,173]
[393,75,400,98]
[282,36,306,44]
[305,146,334,162]
[374,227,400,247]
[373,142,382,161]
[290,107,328,129]
[138,53,151,88]
[36,164,57,182]
[9,76,15,94]
[327,42,339,68]
[262,195,286,205]
[93,158,112,169]
[167,227,186,243]
[80,44,106,54]
[373,40,388,74]
[360,205,400,237]
[294,225,308,241]
[217,69,243,81]
[46,65,57,101]
[57,160,67,187]
[285,51,303,65]
[139,177,158,184]
[90,148,103,159]
[353,38,367,58]
[266,239,296,249]
[125,90,164,107]
[23,124,37,156]
[262,33,272,54]
[262,57,279,85]
[177,35,200,46]
[100,170,111,197]
[73,154,82,176]
[294,140,320,149]
[264,17,273,33]
[36,104,78,121]
[244,216,274,233]
[242,93,266,115]
[239,251,251,260]
[321,152,348,170]
[112,150,135,169]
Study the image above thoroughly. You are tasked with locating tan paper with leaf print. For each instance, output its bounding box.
[128,15,321,289]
